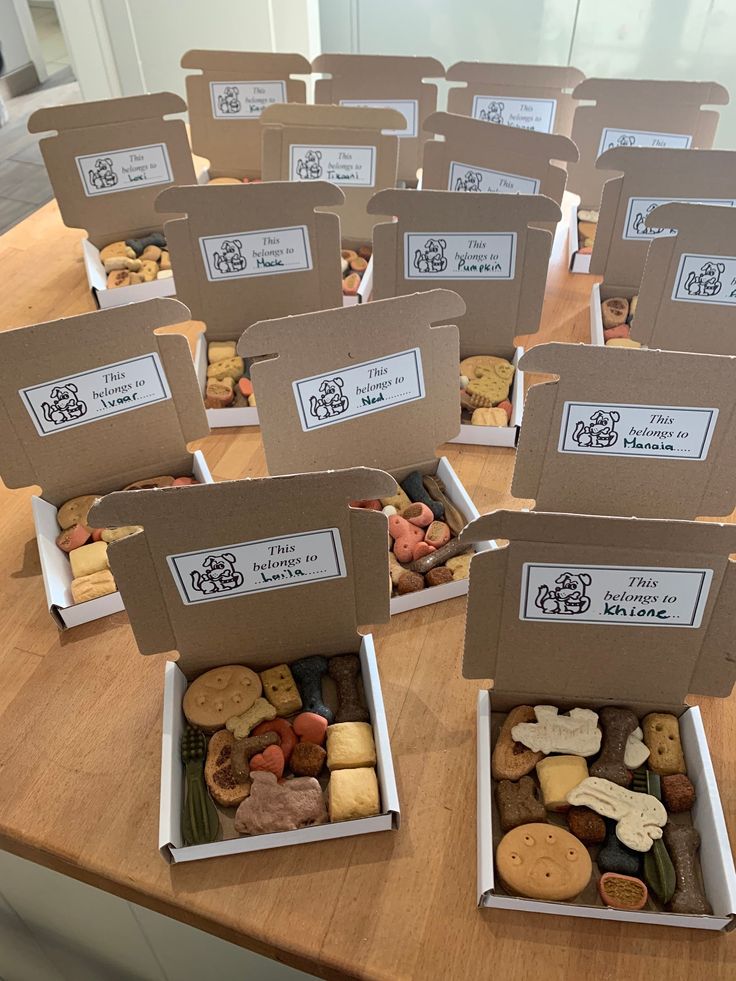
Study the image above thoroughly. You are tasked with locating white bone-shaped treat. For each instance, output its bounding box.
[566,776,667,851]
[624,727,650,768]
[511,706,601,756]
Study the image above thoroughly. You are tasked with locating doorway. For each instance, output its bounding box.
[28,1,70,78]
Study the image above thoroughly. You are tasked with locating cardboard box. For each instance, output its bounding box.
[368,189,561,445]
[0,299,211,629]
[89,467,401,861]
[567,192,592,274]
[445,63,584,139]
[460,509,736,928]
[239,290,493,614]
[421,111,578,208]
[312,54,444,187]
[29,93,197,309]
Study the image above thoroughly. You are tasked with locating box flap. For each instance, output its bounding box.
[513,342,736,519]
[567,78,728,208]
[28,93,196,246]
[459,509,736,705]
[182,50,310,179]
[238,290,464,475]
[156,180,344,341]
[421,111,578,206]
[260,103,403,244]
[446,62,584,138]
[633,202,736,355]
[0,298,208,506]
[590,147,736,289]
[368,188,559,359]
[312,53,445,182]
[88,467,396,677]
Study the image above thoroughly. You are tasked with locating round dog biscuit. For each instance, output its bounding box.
[496,823,592,901]
[57,494,102,530]
[459,354,512,378]
[184,665,262,732]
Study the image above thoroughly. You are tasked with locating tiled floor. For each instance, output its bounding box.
[30,4,71,76]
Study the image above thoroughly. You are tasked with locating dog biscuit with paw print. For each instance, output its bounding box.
[183,665,262,732]
[465,362,515,407]
[511,706,601,756]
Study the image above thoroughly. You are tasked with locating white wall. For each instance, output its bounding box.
[0,2,32,74]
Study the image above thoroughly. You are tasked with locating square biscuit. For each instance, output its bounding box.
[328,767,380,822]
[260,664,302,716]
[326,721,376,770]
[69,541,109,579]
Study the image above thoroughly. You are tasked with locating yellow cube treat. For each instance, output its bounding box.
[206,357,245,382]
[328,767,380,821]
[326,721,376,770]
[471,407,508,427]
[69,541,109,579]
[71,570,117,603]
[536,755,589,812]
[207,340,237,364]
[259,664,303,716]
[605,338,642,349]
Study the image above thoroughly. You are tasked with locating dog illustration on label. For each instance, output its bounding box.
[295,149,323,180]
[631,202,670,237]
[571,409,620,448]
[684,260,725,297]
[41,384,88,425]
[309,377,348,420]
[479,100,505,125]
[454,170,483,192]
[217,86,241,114]
[535,572,592,615]
[213,239,247,275]
[190,553,244,594]
[413,238,448,274]
[88,158,118,190]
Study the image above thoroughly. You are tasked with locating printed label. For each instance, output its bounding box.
[622,196,736,241]
[19,354,171,437]
[404,232,516,280]
[471,95,556,133]
[598,127,692,156]
[289,144,376,186]
[75,144,172,197]
[339,98,418,138]
[520,563,712,628]
[167,529,346,605]
[448,161,540,195]
[671,252,736,306]
[199,225,312,281]
[293,348,424,432]
[559,402,718,460]
[209,80,287,119]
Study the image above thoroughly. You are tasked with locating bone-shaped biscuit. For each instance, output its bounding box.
[663,823,712,915]
[590,707,639,785]
[511,706,601,756]
[566,777,667,852]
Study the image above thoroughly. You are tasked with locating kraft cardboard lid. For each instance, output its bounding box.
[633,202,736,355]
[238,290,464,475]
[513,342,736,519]
[459,509,736,705]
[156,180,344,341]
[29,93,196,246]
[590,147,736,289]
[368,188,560,359]
[567,78,729,208]
[0,298,208,507]
[182,50,311,179]
[89,467,396,676]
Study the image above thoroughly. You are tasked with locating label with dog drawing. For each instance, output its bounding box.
[293,348,424,432]
[558,401,718,460]
[339,99,418,138]
[671,252,736,305]
[520,563,712,628]
[448,161,540,195]
[622,197,736,241]
[167,528,346,605]
[289,144,376,186]
[403,232,516,280]
[209,80,286,119]
[471,95,556,133]
[597,127,692,157]
[199,225,312,281]
[19,354,171,437]
[75,144,173,197]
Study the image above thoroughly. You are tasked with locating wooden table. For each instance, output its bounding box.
[0,202,733,981]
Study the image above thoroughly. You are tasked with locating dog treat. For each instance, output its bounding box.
[631,768,677,902]
[401,471,444,520]
[426,567,453,587]
[567,777,667,851]
[259,664,302,716]
[230,731,279,781]
[291,741,327,777]
[207,356,245,383]
[126,231,166,255]
[252,718,297,764]
[291,656,333,723]
[663,824,711,914]
[471,407,508,427]
[603,324,630,342]
[495,776,546,832]
[235,771,328,834]
[642,713,686,776]
[205,729,250,807]
[183,665,262,732]
[625,727,650,769]
[601,298,629,329]
[629,294,638,318]
[103,255,142,273]
[107,269,130,288]
[606,337,642,349]
[328,654,369,724]
[208,341,237,363]
[512,706,601,756]
[598,820,641,875]
[69,541,109,579]
[422,475,466,537]
[388,551,409,588]
[590,707,639,786]
[402,502,434,527]
[100,240,136,262]
[495,824,592,901]
[563,807,604,846]
[58,494,101,530]
[100,525,142,543]
[102,233,169,288]
[293,712,328,745]
[56,523,91,552]
[598,872,648,911]
[424,520,451,549]
[326,721,376,770]
[409,537,471,574]
[388,514,425,562]
[249,744,285,779]
[492,705,544,781]
[238,377,254,398]
[380,487,412,513]
[70,569,117,603]
[226,697,277,739]
[578,209,599,223]
[351,498,381,511]
[661,774,696,813]
[123,475,175,490]
[181,724,219,846]
[328,766,380,821]
[445,553,471,581]
[342,272,361,296]
[205,377,235,409]
[341,244,371,296]
[397,571,424,594]
[465,361,515,407]
[536,755,589,812]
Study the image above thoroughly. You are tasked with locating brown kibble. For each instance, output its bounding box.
[566,805,606,844]
[661,773,696,813]
[396,571,424,594]
[291,741,327,778]
[426,566,453,587]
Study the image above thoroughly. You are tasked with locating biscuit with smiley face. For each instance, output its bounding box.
[496,823,592,900]
[183,664,262,732]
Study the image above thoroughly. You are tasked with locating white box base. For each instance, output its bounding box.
[32,450,212,630]
[449,347,523,448]
[476,690,736,929]
[567,193,592,275]
[83,238,176,310]
[159,635,400,862]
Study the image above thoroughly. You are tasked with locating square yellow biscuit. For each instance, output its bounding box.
[71,570,117,603]
[208,341,236,364]
[260,663,302,716]
[328,767,380,822]
[69,541,109,579]
[206,356,244,382]
[326,721,376,770]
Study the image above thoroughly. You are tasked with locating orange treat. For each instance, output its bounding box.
[498,399,513,420]
[349,499,381,510]
[412,541,436,560]
[253,717,297,763]
[249,744,285,779]
[603,324,631,341]
[238,377,254,398]
[56,524,91,552]
[350,256,368,273]
[293,712,328,745]
[173,476,197,486]
[342,272,361,296]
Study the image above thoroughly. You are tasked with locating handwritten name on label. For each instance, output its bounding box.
[19,354,171,437]
[471,95,556,133]
[293,348,424,432]
[558,402,718,460]
[598,127,692,156]
[199,225,312,281]
[672,252,736,306]
[520,563,712,628]
[75,144,173,197]
[622,196,736,241]
[209,80,286,119]
[404,232,516,280]
[167,529,346,605]
[289,144,376,186]
[339,99,418,137]
[448,161,540,195]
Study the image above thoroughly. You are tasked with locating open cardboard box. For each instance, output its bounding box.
[239,290,492,614]
[566,78,728,274]
[459,508,736,928]
[368,189,561,446]
[89,467,401,861]
[29,93,197,309]
[0,299,211,629]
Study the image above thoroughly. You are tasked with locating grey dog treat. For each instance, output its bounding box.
[126,232,166,256]
[291,656,334,723]
[409,537,472,575]
[664,823,712,915]
[597,820,641,876]
[230,731,279,781]
[400,471,443,520]
[496,776,546,832]
[328,654,369,723]
[591,707,638,786]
